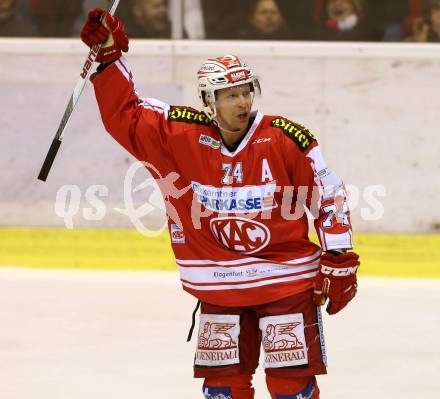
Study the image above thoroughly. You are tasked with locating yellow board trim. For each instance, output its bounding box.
[0,228,439,278]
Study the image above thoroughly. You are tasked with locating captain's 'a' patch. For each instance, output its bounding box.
[271,117,315,152]
[168,106,211,126]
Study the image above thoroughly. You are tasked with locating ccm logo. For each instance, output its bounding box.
[321,266,358,276]
[253,138,271,144]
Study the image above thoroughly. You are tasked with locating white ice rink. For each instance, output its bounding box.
[1,268,439,399]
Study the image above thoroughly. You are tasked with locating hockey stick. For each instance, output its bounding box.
[37,0,121,182]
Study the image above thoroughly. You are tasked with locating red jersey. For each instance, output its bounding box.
[92,58,353,307]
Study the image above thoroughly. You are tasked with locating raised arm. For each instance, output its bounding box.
[81,8,171,163]
[92,58,170,162]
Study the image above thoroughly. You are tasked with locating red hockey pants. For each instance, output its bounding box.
[194,290,326,398]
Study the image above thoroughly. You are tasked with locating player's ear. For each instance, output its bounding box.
[206,94,215,110]
[201,91,209,107]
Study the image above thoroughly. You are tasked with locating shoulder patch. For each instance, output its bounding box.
[168,106,211,126]
[270,117,315,152]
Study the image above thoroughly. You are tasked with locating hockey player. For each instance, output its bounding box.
[81,9,360,399]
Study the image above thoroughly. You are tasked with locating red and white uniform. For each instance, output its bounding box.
[92,57,353,307]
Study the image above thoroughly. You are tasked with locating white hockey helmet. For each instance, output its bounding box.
[197,55,261,119]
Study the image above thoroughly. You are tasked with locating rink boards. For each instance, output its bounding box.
[0,228,439,278]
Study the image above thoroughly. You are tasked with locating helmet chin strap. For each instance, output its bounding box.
[213,119,243,135]
[206,103,239,134]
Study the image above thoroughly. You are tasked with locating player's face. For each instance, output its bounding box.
[0,0,15,20]
[430,6,440,29]
[215,84,253,134]
[252,0,283,34]
[327,0,355,22]
[133,0,168,30]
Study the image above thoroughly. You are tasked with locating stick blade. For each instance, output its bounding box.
[38,138,62,182]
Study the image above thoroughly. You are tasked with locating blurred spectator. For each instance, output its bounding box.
[184,0,205,39]
[203,0,313,40]
[30,0,84,37]
[119,0,171,38]
[406,0,440,41]
[201,0,244,39]
[277,0,315,40]
[367,0,409,41]
[0,0,36,36]
[237,0,292,40]
[314,0,381,41]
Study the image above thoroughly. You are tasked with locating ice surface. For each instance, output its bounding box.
[0,269,439,398]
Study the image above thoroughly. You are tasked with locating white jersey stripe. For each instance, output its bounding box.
[141,105,166,114]
[118,56,131,78]
[114,59,170,116]
[140,97,170,114]
[284,250,322,264]
[179,260,319,284]
[181,271,318,291]
[176,249,321,267]
[115,59,130,81]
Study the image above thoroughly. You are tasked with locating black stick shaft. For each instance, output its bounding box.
[37,0,121,182]
[37,138,62,182]
[37,95,74,181]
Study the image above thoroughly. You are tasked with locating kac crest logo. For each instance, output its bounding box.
[210,217,270,254]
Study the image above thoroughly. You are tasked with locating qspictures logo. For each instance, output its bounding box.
[53,161,386,233]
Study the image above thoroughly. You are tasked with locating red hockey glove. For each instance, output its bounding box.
[80,8,128,63]
[313,251,360,315]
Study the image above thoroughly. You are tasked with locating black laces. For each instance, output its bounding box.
[186,300,201,342]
